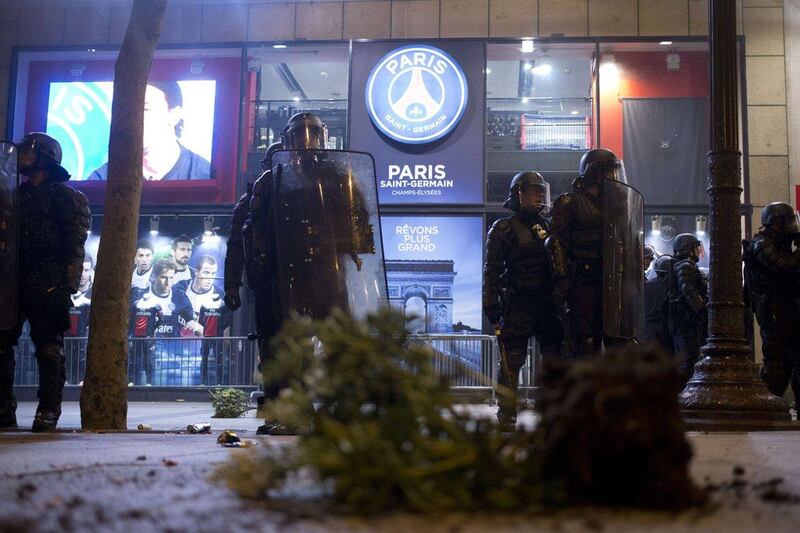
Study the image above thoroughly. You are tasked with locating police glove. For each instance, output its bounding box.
[224,289,241,311]
[47,286,74,332]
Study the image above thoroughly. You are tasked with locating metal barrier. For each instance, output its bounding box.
[13,334,539,396]
[13,336,260,387]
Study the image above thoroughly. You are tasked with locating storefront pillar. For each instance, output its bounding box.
[678,0,792,429]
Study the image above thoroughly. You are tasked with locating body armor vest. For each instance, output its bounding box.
[567,191,603,269]
[745,232,800,306]
[503,214,552,295]
[18,182,62,282]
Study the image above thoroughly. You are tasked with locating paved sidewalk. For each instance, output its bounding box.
[1,405,800,532]
[12,401,264,433]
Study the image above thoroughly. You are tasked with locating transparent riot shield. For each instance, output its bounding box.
[0,142,18,330]
[271,150,387,320]
[602,179,645,341]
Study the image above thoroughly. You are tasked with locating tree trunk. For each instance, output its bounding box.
[80,0,168,430]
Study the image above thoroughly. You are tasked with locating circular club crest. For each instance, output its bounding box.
[366,45,468,144]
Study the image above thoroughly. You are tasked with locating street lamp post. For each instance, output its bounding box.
[678,0,792,429]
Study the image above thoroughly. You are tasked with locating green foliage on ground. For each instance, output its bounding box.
[216,309,700,513]
[210,387,250,418]
[217,309,556,512]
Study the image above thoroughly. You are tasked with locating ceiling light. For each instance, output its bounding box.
[600,55,619,78]
[532,64,551,75]
[521,97,529,103]
[292,96,301,102]
[273,44,287,49]
[149,216,159,236]
[659,41,673,46]
[650,215,662,236]
[523,62,532,71]
[485,68,492,74]
[695,215,707,237]
[521,39,535,54]
[570,110,579,115]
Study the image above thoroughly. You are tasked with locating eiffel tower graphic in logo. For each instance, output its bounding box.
[389,68,444,123]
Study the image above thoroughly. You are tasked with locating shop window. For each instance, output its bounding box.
[242,44,349,184]
[486,42,596,204]
[599,42,710,209]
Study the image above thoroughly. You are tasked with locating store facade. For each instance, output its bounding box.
[2,0,786,392]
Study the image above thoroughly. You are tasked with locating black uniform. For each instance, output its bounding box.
[644,268,673,355]
[484,210,564,421]
[744,229,800,401]
[0,180,90,424]
[666,255,707,386]
[547,189,605,356]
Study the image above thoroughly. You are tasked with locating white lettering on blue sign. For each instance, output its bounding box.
[366,45,468,144]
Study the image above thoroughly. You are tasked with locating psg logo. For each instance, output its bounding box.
[366,45,468,144]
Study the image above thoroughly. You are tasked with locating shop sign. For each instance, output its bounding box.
[365,45,468,144]
[350,40,485,205]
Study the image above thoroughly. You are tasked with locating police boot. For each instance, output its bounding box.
[32,344,66,433]
[497,347,526,431]
[0,343,17,428]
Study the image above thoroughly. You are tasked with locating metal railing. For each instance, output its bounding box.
[13,337,260,388]
[13,334,541,397]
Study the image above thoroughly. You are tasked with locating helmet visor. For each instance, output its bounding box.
[282,124,328,150]
[517,181,551,212]
[784,211,800,235]
[608,159,627,184]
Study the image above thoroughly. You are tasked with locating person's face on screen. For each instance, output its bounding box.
[172,242,192,266]
[80,261,93,288]
[143,85,182,152]
[135,248,153,273]
[194,261,217,292]
[153,268,174,296]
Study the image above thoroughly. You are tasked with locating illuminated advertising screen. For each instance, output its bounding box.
[350,41,486,205]
[16,52,242,205]
[46,80,216,182]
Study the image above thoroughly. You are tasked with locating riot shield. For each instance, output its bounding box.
[0,142,18,330]
[271,149,387,320]
[602,178,645,341]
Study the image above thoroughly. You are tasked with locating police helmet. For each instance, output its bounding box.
[672,233,702,257]
[761,202,800,235]
[503,171,550,211]
[18,132,70,182]
[280,113,328,150]
[577,148,624,186]
[653,255,672,276]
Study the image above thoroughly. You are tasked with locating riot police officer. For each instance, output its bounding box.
[666,233,707,387]
[546,149,644,356]
[484,172,564,429]
[743,202,800,405]
[0,133,90,431]
[645,255,673,355]
[224,141,283,433]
